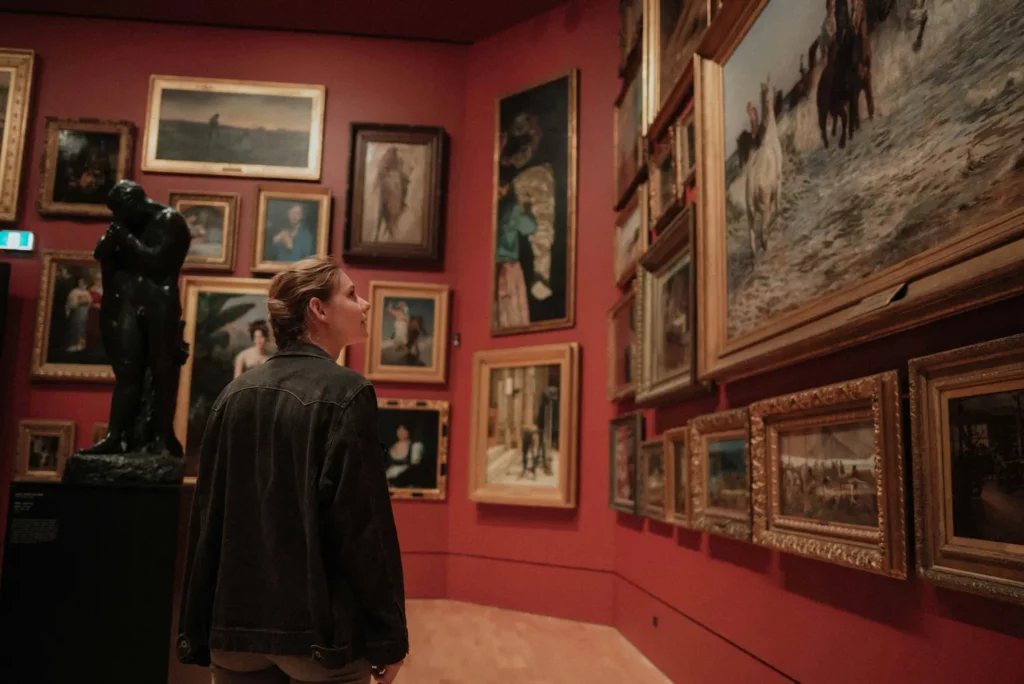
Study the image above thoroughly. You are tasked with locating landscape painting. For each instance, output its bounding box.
[707,437,749,511]
[143,75,326,180]
[378,398,449,500]
[721,0,1024,342]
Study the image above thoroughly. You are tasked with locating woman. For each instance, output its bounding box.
[178,256,408,684]
[385,424,424,488]
[233,320,272,378]
[64,277,93,352]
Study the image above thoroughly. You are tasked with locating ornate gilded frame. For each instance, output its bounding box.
[607,283,638,402]
[363,280,450,384]
[468,343,579,508]
[31,250,113,383]
[691,407,751,541]
[662,425,692,526]
[378,397,449,501]
[639,438,668,520]
[910,334,1024,604]
[251,185,331,274]
[610,411,645,514]
[750,371,907,578]
[695,0,1024,383]
[170,191,240,272]
[16,419,75,481]
[614,182,649,289]
[0,48,34,222]
[37,118,135,218]
[142,75,326,180]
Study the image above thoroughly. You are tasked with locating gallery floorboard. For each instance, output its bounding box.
[402,599,670,684]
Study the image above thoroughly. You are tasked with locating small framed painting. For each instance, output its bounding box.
[639,438,667,520]
[691,407,751,541]
[170,191,240,271]
[344,123,448,267]
[0,48,35,222]
[613,182,648,289]
[468,343,580,508]
[378,397,449,500]
[364,280,450,384]
[37,118,135,218]
[16,419,75,481]
[751,372,907,578]
[675,110,697,188]
[31,250,112,382]
[910,334,1024,605]
[648,125,682,235]
[252,186,331,274]
[614,64,646,210]
[607,285,638,402]
[610,411,645,514]
[663,425,692,526]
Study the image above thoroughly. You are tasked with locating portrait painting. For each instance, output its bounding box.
[0,49,34,222]
[663,426,691,525]
[170,191,240,271]
[614,184,648,288]
[751,371,907,577]
[691,408,750,538]
[142,75,326,180]
[491,71,578,336]
[910,334,1024,604]
[614,68,644,208]
[364,281,449,384]
[31,251,112,382]
[698,0,1024,380]
[37,118,134,218]
[344,124,447,267]
[640,439,667,520]
[378,398,449,500]
[610,411,645,514]
[468,343,579,508]
[252,187,331,273]
[16,420,74,481]
[607,287,638,401]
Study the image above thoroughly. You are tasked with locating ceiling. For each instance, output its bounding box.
[0,0,570,44]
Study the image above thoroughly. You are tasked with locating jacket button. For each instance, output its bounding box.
[313,649,322,661]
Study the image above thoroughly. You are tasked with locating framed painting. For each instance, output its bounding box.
[610,411,645,514]
[614,65,646,210]
[252,186,331,274]
[16,420,75,481]
[750,371,907,578]
[675,110,697,188]
[646,0,709,129]
[663,425,692,526]
[619,0,644,76]
[142,75,326,180]
[637,205,708,404]
[467,343,579,508]
[170,191,240,271]
[491,71,578,336]
[37,118,134,218]
[0,48,34,222]
[607,284,638,402]
[614,182,648,289]
[364,280,449,384]
[639,438,668,520]
[344,123,447,267]
[648,124,683,235]
[910,334,1024,605]
[378,397,449,500]
[691,408,751,541]
[696,0,1024,382]
[31,250,112,382]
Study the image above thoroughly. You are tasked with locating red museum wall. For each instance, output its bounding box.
[3,2,1024,683]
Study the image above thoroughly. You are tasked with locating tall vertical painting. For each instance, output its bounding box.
[0,48,34,222]
[697,0,1024,380]
[491,71,578,336]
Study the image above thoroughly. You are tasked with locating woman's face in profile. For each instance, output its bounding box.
[396,425,410,441]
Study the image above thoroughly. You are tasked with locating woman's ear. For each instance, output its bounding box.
[308,296,327,323]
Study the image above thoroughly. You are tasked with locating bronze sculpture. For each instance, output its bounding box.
[63,180,192,484]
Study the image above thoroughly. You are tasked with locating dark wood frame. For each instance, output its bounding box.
[610,411,646,514]
[343,123,448,268]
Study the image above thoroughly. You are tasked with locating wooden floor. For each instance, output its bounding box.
[401,599,670,684]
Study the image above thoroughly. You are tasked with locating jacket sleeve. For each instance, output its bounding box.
[320,384,408,667]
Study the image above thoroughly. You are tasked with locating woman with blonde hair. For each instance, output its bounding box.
[178,256,408,684]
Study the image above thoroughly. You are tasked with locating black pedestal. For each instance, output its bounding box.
[1,480,180,683]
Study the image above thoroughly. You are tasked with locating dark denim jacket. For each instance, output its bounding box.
[176,342,408,669]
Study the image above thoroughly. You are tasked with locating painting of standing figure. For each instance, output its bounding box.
[364,281,449,384]
[491,71,578,336]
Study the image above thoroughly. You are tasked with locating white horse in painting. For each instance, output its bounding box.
[745,78,784,261]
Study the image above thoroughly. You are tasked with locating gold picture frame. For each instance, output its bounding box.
[607,284,638,402]
[750,371,907,578]
[31,250,113,383]
[691,407,751,541]
[378,397,449,501]
[614,182,649,289]
[663,425,692,526]
[639,438,668,520]
[610,411,645,514]
[675,110,697,188]
[252,185,331,274]
[696,0,1024,383]
[614,64,647,210]
[170,191,240,272]
[16,419,75,481]
[0,48,34,222]
[142,75,326,180]
[37,118,135,218]
[910,334,1024,604]
[364,280,450,384]
[490,70,578,337]
[648,124,682,235]
[468,343,579,508]
[645,0,710,138]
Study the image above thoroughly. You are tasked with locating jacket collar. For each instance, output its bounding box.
[270,341,334,362]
